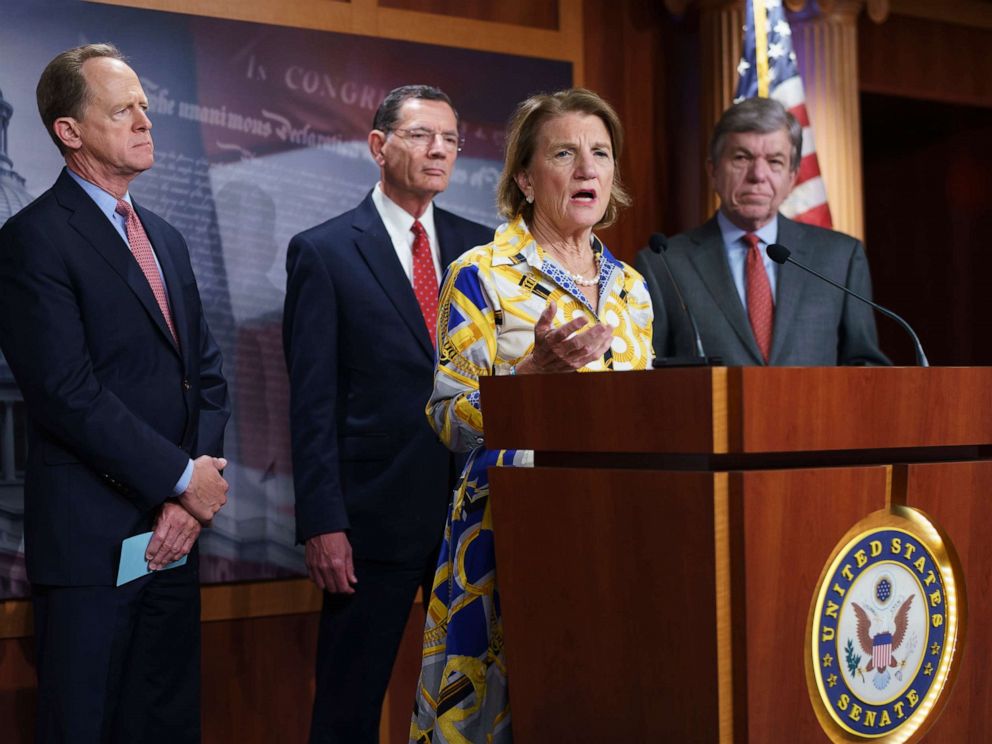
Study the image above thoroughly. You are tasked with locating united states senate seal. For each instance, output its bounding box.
[805,506,966,743]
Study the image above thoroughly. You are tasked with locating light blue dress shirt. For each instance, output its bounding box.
[716,210,779,313]
[66,169,172,289]
[66,168,193,496]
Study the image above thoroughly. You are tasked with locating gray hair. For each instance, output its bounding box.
[36,42,127,155]
[710,97,802,173]
[371,84,457,132]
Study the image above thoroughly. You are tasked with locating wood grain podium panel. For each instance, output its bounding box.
[735,367,992,453]
[902,460,992,743]
[482,368,730,454]
[489,464,893,742]
[482,367,992,457]
[482,368,991,742]
[489,467,722,743]
[736,465,890,742]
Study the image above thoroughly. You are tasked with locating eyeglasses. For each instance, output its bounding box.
[388,127,464,153]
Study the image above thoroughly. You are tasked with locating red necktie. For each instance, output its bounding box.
[116,199,178,345]
[744,232,774,363]
[410,220,439,348]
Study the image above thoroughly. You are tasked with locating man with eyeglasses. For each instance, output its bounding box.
[284,84,491,743]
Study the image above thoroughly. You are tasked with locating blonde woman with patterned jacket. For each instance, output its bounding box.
[411,88,653,744]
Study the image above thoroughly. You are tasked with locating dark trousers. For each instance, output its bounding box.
[32,561,201,744]
[309,554,436,744]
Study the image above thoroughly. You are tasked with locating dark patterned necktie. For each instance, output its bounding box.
[744,232,773,363]
[116,199,178,345]
[410,220,439,348]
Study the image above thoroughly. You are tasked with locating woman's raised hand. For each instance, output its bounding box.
[515,301,614,374]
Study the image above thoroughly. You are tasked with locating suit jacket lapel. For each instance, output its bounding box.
[352,194,434,361]
[768,215,811,363]
[687,217,764,363]
[434,208,469,274]
[56,173,180,357]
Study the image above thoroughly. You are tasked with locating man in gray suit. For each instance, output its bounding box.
[635,98,888,366]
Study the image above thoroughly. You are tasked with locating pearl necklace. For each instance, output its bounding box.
[558,251,600,287]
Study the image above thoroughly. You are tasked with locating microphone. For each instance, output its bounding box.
[649,233,723,368]
[765,243,928,367]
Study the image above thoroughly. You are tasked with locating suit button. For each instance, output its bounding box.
[182,378,191,392]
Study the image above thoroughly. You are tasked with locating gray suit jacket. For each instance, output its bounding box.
[634,214,889,366]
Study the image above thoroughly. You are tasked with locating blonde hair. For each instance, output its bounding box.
[495,88,631,229]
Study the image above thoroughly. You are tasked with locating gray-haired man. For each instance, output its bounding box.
[283,85,491,742]
[636,97,888,366]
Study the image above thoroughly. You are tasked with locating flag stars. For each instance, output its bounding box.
[735,0,831,227]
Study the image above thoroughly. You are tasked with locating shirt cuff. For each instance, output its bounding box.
[173,458,194,496]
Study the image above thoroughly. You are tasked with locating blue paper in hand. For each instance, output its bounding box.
[116,531,188,586]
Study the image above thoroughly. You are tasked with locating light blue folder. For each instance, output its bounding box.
[116,531,188,586]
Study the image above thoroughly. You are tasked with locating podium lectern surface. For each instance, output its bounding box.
[481,368,991,743]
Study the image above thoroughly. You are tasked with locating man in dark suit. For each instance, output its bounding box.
[636,97,889,366]
[283,85,491,742]
[0,44,229,743]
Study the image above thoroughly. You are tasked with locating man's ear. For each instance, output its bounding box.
[368,130,387,166]
[53,117,82,152]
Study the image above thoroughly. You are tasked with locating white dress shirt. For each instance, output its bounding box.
[371,182,442,284]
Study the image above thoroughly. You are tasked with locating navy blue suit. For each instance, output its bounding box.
[0,169,228,743]
[284,191,491,742]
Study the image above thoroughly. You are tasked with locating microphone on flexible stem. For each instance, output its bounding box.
[649,233,723,368]
[765,243,929,367]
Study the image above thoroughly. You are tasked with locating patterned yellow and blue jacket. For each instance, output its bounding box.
[427,215,654,453]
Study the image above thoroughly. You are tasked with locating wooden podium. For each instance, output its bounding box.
[479,367,992,743]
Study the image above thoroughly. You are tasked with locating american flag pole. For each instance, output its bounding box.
[753,0,769,96]
[735,0,833,228]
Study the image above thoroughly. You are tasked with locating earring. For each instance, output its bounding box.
[525,193,534,204]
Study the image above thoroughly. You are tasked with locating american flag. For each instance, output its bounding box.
[734,0,832,228]
[872,631,893,671]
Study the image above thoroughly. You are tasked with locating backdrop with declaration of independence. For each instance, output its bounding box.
[0,0,571,598]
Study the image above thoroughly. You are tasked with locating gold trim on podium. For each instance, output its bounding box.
[713,472,734,742]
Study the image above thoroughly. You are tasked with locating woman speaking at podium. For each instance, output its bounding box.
[411,88,653,743]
